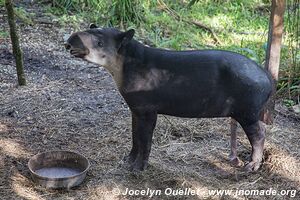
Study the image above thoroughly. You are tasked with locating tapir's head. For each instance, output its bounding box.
[65,24,135,67]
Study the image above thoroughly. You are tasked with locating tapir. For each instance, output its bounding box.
[65,24,273,172]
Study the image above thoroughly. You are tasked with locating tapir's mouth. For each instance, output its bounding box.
[69,48,89,58]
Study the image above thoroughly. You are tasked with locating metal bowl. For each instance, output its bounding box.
[28,151,90,189]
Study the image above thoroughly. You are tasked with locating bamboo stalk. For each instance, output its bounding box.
[5,0,27,86]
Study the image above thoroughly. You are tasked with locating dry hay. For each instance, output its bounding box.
[0,6,299,200]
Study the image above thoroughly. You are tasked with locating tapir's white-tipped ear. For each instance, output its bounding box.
[124,29,135,40]
[89,23,98,29]
[117,29,135,50]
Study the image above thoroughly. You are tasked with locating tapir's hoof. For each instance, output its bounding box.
[130,160,148,172]
[124,154,136,165]
[229,157,243,167]
[244,161,261,172]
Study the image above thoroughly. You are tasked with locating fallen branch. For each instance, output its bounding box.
[34,19,54,25]
[188,20,222,45]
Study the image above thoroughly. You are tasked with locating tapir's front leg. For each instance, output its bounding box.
[128,110,157,171]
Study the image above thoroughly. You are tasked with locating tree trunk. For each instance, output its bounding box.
[261,0,285,124]
[5,0,27,86]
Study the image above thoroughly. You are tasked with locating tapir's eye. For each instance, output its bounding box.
[98,41,104,47]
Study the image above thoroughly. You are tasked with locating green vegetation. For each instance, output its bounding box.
[1,1,34,24]
[43,0,299,103]
[279,0,300,103]
[110,0,144,26]
[14,7,35,25]
[0,30,9,38]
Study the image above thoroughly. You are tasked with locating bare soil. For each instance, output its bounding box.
[0,5,299,200]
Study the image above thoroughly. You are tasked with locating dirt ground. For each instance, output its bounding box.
[0,5,299,200]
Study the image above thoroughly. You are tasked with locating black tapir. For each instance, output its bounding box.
[65,24,273,172]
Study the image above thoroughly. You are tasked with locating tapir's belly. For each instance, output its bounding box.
[157,96,232,118]
[155,84,233,118]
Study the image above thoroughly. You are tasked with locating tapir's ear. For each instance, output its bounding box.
[117,29,135,50]
[89,23,98,29]
[123,29,135,41]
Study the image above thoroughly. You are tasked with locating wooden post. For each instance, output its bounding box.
[262,0,285,124]
[5,0,27,86]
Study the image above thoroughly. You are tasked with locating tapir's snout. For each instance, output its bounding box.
[65,33,90,58]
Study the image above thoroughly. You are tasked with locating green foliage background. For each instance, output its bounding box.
[2,0,299,103]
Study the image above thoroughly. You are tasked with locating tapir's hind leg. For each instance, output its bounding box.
[229,118,241,166]
[241,121,265,171]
